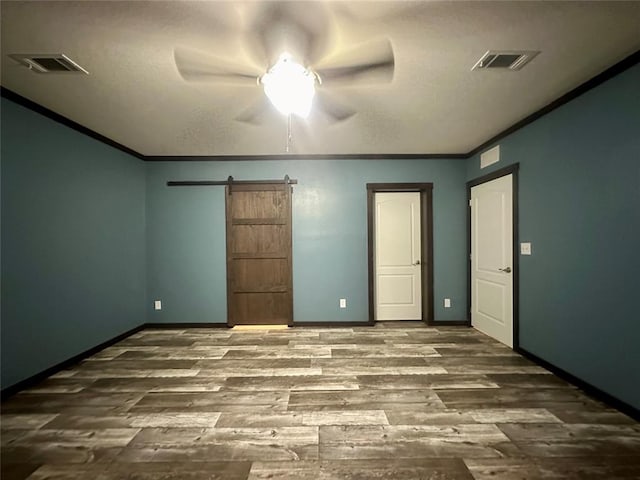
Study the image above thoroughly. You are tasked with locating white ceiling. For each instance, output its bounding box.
[2,1,639,157]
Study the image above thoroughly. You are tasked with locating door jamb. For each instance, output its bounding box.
[466,164,519,348]
[367,183,434,325]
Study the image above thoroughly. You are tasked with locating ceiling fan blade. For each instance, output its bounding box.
[235,96,274,125]
[315,38,394,84]
[243,2,332,68]
[314,91,356,123]
[333,2,427,23]
[174,47,260,84]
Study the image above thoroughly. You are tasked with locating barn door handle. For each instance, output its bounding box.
[498,267,511,273]
[413,260,421,265]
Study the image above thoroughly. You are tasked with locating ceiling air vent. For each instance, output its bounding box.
[9,54,89,74]
[472,50,539,71]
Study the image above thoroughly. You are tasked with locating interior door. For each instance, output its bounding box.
[471,174,513,346]
[375,192,422,320]
[226,183,293,326]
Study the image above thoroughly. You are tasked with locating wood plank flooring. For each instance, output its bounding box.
[2,323,639,479]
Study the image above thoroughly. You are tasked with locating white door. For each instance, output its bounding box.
[470,174,513,347]
[375,192,422,320]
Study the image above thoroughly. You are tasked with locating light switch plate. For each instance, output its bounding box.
[520,242,532,255]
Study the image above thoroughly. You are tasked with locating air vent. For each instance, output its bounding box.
[472,50,539,71]
[9,54,89,74]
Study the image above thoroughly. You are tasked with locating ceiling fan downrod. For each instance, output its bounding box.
[285,114,293,153]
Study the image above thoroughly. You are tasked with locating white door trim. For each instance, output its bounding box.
[367,183,434,325]
[466,164,519,348]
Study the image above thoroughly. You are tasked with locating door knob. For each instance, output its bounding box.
[413,260,421,266]
[498,267,511,273]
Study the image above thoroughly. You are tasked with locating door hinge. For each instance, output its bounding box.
[469,199,472,207]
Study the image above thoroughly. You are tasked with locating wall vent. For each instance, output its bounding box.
[9,54,89,74]
[472,50,539,71]
[480,145,500,169]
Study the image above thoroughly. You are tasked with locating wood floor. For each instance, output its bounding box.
[2,323,639,479]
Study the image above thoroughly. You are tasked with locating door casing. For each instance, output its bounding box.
[466,164,519,348]
[367,183,434,325]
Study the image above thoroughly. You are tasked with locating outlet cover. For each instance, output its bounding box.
[520,242,532,255]
[154,300,162,310]
[444,298,451,308]
[339,298,347,309]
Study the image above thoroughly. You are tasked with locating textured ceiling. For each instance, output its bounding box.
[2,1,639,157]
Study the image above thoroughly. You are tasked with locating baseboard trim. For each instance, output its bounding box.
[144,322,229,328]
[292,321,375,327]
[0,324,145,401]
[430,320,471,326]
[146,323,373,329]
[516,347,640,422]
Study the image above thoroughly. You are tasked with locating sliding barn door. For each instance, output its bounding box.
[226,183,293,326]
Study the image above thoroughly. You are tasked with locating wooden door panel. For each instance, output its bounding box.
[232,293,290,324]
[226,183,293,326]
[232,259,288,292]
[231,225,287,255]
[231,190,287,221]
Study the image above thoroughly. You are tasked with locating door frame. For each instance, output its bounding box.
[466,164,519,348]
[367,183,434,325]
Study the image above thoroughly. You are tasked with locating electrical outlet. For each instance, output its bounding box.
[339,298,347,309]
[154,300,162,311]
[444,298,451,308]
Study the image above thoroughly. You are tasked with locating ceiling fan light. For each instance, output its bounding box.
[261,53,316,118]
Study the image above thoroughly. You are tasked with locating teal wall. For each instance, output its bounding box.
[467,64,640,409]
[1,98,146,389]
[146,160,468,324]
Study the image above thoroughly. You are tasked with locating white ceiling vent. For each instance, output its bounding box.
[9,54,89,74]
[472,50,539,71]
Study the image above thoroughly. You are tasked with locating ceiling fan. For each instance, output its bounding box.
[173,2,395,128]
